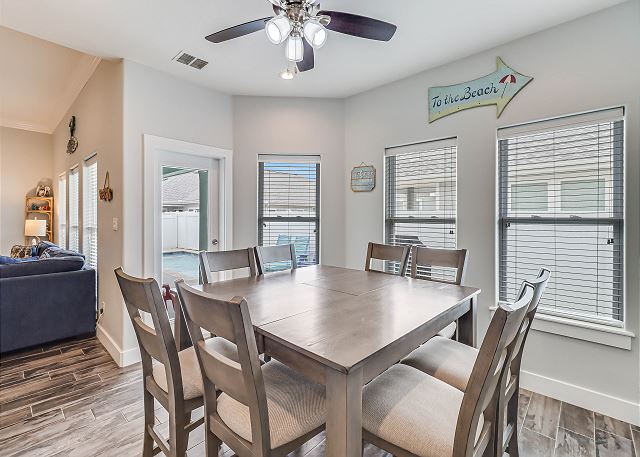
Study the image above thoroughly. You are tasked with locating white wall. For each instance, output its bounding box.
[50,60,124,363]
[120,60,233,356]
[232,96,345,267]
[343,2,639,423]
[0,127,53,253]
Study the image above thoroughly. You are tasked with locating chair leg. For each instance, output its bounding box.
[504,392,520,457]
[174,413,191,457]
[206,426,222,457]
[142,390,155,457]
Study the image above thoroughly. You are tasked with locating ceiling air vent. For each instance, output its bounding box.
[172,51,209,70]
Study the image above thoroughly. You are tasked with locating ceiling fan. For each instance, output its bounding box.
[205,0,397,76]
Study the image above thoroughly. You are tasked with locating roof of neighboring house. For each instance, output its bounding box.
[162,172,200,206]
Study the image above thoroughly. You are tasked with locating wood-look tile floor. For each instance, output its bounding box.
[1,337,637,457]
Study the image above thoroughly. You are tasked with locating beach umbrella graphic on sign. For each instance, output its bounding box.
[500,74,517,97]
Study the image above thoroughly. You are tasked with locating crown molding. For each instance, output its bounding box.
[0,118,51,134]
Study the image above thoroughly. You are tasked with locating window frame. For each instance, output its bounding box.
[384,138,458,252]
[257,155,321,267]
[57,172,67,249]
[82,153,98,269]
[497,108,625,327]
[68,165,80,253]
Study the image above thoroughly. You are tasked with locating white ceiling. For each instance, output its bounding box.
[0,26,100,133]
[0,0,626,99]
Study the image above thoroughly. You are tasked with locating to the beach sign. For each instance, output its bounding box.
[428,57,533,123]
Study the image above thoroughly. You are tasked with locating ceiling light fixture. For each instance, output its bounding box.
[303,19,327,48]
[280,68,295,80]
[285,34,304,62]
[265,14,291,44]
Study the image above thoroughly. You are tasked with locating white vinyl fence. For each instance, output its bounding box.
[162,211,199,251]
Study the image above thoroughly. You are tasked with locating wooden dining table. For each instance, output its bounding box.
[173,264,480,457]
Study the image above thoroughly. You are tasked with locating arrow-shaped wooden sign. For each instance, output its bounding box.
[428,57,533,123]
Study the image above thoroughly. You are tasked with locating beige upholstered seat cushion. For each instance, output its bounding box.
[402,336,478,392]
[216,360,326,449]
[363,364,483,457]
[437,322,457,339]
[152,337,237,400]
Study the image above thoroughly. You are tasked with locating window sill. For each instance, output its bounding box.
[489,306,634,350]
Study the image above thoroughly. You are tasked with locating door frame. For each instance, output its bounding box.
[143,134,233,282]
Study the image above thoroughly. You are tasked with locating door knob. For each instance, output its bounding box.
[211,239,219,246]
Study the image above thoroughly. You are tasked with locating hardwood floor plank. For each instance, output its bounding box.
[595,429,635,457]
[631,429,639,457]
[0,373,74,405]
[524,392,561,439]
[519,390,533,426]
[28,374,104,415]
[0,409,64,442]
[560,402,596,439]
[0,371,25,388]
[0,348,64,374]
[0,406,31,429]
[0,346,44,363]
[23,349,97,379]
[556,427,596,457]
[595,413,633,440]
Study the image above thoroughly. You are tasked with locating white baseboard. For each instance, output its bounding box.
[96,324,141,367]
[521,370,640,426]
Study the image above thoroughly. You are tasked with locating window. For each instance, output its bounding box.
[258,155,320,270]
[57,173,67,248]
[83,155,98,269]
[68,166,80,252]
[498,107,624,325]
[385,138,457,278]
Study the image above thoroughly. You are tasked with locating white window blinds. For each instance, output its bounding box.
[385,138,457,277]
[83,155,98,269]
[258,155,320,271]
[57,173,67,249]
[68,166,80,253]
[498,107,624,325]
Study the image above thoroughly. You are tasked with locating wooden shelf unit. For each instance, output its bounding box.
[25,196,54,244]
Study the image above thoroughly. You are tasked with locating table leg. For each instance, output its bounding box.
[325,366,363,457]
[458,295,477,347]
[172,291,192,351]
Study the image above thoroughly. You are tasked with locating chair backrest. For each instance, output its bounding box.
[410,246,468,285]
[114,267,184,399]
[175,280,271,452]
[452,282,534,457]
[199,248,257,284]
[255,244,297,274]
[364,242,410,276]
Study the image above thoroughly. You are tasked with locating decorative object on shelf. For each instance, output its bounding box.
[351,163,376,192]
[205,0,396,76]
[25,196,53,242]
[428,57,533,123]
[36,185,52,197]
[25,218,47,247]
[99,171,113,202]
[66,115,78,154]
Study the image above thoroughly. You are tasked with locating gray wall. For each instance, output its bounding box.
[232,96,346,267]
[343,2,639,422]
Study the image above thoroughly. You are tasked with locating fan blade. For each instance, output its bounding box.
[273,3,284,15]
[318,11,396,41]
[205,17,272,43]
[297,40,315,72]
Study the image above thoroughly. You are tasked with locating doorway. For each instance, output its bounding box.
[143,135,233,287]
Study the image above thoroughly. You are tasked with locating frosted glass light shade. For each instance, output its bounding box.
[303,19,327,48]
[285,35,304,62]
[265,15,292,44]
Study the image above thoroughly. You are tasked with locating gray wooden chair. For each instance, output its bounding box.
[254,244,297,275]
[115,267,206,457]
[175,280,327,457]
[364,242,410,276]
[361,282,534,457]
[410,246,469,339]
[401,269,550,457]
[199,248,257,284]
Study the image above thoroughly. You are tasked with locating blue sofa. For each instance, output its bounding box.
[0,242,96,354]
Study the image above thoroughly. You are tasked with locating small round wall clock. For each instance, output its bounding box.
[66,116,78,154]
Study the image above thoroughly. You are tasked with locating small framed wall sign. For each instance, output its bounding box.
[351,164,376,192]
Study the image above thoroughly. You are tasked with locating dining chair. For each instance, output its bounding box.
[114,267,205,457]
[199,248,257,284]
[361,282,534,457]
[410,245,469,339]
[401,269,550,457]
[364,242,410,276]
[255,244,297,274]
[175,280,327,457]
